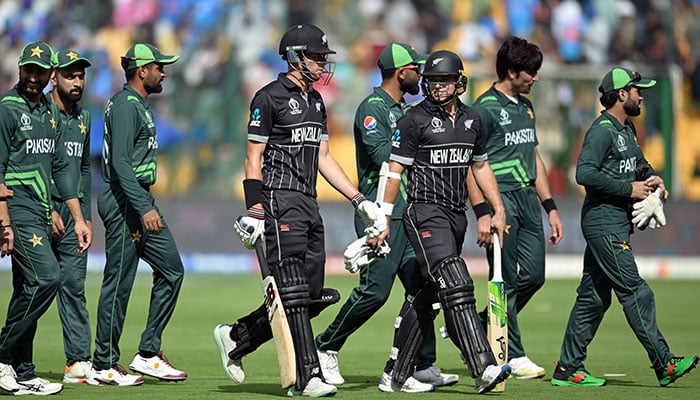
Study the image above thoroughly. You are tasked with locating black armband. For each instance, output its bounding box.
[243,179,264,209]
[472,202,490,218]
[541,198,557,214]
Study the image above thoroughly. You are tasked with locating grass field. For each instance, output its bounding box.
[0,272,698,399]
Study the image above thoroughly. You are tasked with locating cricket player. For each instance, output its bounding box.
[213,23,384,397]
[467,36,563,379]
[92,43,187,385]
[49,49,98,385]
[0,41,92,395]
[552,67,698,387]
[314,42,457,392]
[374,49,511,394]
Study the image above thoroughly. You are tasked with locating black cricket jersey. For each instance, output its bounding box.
[247,73,329,198]
[390,99,487,211]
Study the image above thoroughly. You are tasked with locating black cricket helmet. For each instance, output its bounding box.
[278,23,336,84]
[421,50,468,103]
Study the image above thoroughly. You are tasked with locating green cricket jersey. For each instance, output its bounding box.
[353,87,408,219]
[576,111,653,237]
[472,85,538,191]
[51,103,92,222]
[101,85,158,216]
[0,85,76,224]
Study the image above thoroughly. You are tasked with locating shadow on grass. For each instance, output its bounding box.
[215,383,290,396]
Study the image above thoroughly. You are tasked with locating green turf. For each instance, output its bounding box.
[0,272,697,399]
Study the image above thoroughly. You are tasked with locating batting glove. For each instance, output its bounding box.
[352,194,387,239]
[234,207,265,250]
[632,188,665,229]
[343,235,391,273]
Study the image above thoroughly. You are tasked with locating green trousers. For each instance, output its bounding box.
[315,215,436,370]
[93,186,184,370]
[558,233,672,371]
[51,201,92,366]
[0,221,59,381]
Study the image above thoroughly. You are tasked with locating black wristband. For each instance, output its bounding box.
[243,179,264,209]
[541,198,557,213]
[472,202,490,218]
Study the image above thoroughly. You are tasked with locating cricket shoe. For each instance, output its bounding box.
[413,365,459,386]
[0,362,19,392]
[317,349,344,385]
[214,324,245,383]
[508,356,546,379]
[93,364,144,386]
[129,351,187,381]
[656,355,699,387]
[551,363,606,387]
[63,361,100,385]
[378,372,434,393]
[14,377,63,395]
[475,364,511,394]
[286,377,337,397]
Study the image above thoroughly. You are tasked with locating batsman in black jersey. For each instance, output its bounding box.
[375,50,511,394]
[214,24,384,398]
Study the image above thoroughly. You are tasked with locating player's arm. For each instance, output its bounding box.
[357,103,393,166]
[534,148,563,244]
[471,159,506,245]
[80,112,93,230]
[368,160,406,248]
[0,106,14,255]
[467,168,492,247]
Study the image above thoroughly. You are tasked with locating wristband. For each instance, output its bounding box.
[350,193,367,208]
[247,206,265,220]
[243,179,264,209]
[379,202,394,216]
[541,198,557,213]
[472,202,490,218]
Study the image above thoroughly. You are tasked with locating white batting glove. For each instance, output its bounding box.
[649,187,666,228]
[355,199,386,239]
[234,213,264,250]
[343,235,391,273]
[631,188,664,229]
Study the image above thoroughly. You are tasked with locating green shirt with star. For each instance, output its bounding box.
[472,84,538,192]
[576,110,654,237]
[50,103,92,222]
[101,84,158,216]
[0,85,77,224]
[353,87,409,220]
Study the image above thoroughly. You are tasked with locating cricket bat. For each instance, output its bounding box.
[254,239,296,388]
[487,232,507,392]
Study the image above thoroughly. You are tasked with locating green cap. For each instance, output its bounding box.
[377,42,426,70]
[120,43,179,71]
[18,41,54,69]
[54,50,91,69]
[598,67,656,93]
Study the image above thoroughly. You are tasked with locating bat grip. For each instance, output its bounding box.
[254,239,271,277]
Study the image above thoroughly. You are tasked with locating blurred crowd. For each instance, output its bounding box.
[1,0,699,198]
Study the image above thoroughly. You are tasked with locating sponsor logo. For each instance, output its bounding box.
[421,230,432,238]
[499,109,511,126]
[249,108,261,127]
[431,117,445,133]
[279,224,290,232]
[616,135,627,152]
[363,116,377,130]
[19,113,32,131]
[391,128,401,148]
[289,98,301,115]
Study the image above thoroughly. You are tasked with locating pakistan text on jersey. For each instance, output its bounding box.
[504,128,535,146]
[64,141,84,157]
[148,136,158,149]
[430,147,473,164]
[619,156,637,174]
[26,138,55,154]
[291,126,321,143]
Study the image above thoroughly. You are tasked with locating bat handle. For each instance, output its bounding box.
[254,239,271,277]
[492,232,502,281]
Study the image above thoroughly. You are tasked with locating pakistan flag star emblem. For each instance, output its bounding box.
[29,233,43,247]
[132,230,142,243]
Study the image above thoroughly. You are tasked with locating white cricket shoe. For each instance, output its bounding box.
[129,351,187,381]
[213,324,245,383]
[317,349,344,385]
[93,364,144,386]
[63,360,100,385]
[508,356,546,379]
[15,377,63,395]
[413,365,459,386]
[378,371,434,393]
[287,377,337,397]
[475,364,511,394]
[0,362,19,392]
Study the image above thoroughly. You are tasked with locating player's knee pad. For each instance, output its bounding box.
[309,288,341,318]
[276,257,310,309]
[436,256,494,378]
[391,283,439,384]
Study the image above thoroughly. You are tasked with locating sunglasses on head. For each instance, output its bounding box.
[630,71,642,83]
[120,56,155,69]
[399,64,421,73]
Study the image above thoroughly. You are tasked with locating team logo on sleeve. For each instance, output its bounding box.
[249,108,261,127]
[363,116,377,130]
[391,128,401,148]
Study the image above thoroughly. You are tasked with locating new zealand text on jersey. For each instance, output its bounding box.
[291,126,321,143]
[430,147,472,164]
[26,138,55,154]
[504,128,535,146]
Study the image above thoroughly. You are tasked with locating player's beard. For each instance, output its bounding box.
[400,77,420,95]
[56,84,82,104]
[623,96,641,116]
[145,79,163,94]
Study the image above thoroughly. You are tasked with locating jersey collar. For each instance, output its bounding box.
[123,84,150,107]
[490,84,521,106]
[12,84,51,112]
[372,87,402,108]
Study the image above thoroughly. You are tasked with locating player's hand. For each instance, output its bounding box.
[632,189,664,228]
[0,184,13,200]
[1,223,13,257]
[234,207,265,250]
[74,219,92,253]
[356,200,386,239]
[548,209,564,244]
[51,210,65,237]
[142,209,163,234]
[343,235,391,273]
[476,214,492,248]
[490,208,506,246]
